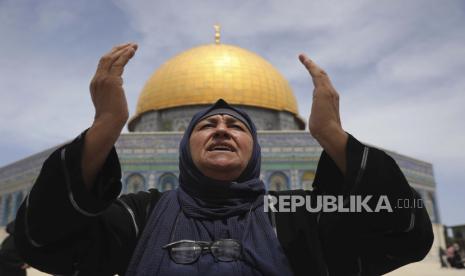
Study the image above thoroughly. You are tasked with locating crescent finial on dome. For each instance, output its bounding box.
[214,24,221,44]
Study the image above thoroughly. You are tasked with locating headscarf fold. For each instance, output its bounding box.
[126,99,293,276]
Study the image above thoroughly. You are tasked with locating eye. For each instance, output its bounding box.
[231,124,244,130]
[200,123,214,129]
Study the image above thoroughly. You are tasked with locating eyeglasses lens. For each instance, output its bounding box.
[211,240,241,261]
[170,242,202,264]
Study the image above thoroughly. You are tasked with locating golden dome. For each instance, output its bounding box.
[130,43,299,125]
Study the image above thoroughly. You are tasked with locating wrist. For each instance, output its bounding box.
[313,127,348,174]
[82,118,123,190]
[90,117,125,142]
[94,110,128,127]
[93,113,126,129]
[312,125,347,147]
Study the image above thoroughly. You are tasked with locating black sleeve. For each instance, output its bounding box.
[0,222,27,276]
[313,134,434,275]
[14,130,162,275]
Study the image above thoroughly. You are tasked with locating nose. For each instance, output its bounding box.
[213,122,230,139]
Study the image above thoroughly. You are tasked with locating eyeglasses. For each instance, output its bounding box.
[162,239,242,264]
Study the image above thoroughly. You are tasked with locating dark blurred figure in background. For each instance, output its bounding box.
[447,243,465,269]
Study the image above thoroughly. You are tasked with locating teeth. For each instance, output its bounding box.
[212,145,232,151]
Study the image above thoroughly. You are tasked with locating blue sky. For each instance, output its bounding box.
[0,0,464,225]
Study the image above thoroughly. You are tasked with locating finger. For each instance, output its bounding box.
[97,43,136,73]
[108,43,137,68]
[299,53,333,89]
[97,46,131,73]
[109,46,138,76]
[109,42,132,53]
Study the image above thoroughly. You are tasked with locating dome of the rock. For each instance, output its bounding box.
[128,43,304,131]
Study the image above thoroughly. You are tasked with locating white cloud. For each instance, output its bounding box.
[377,37,465,84]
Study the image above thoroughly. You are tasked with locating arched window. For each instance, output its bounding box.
[158,173,178,192]
[301,171,315,191]
[126,173,146,194]
[268,172,289,191]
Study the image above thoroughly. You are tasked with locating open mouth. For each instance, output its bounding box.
[208,144,235,152]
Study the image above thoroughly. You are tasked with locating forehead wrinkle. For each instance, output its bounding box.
[199,114,242,124]
[224,115,241,124]
[196,115,220,126]
[194,114,251,136]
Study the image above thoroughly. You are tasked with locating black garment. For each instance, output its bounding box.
[0,223,27,276]
[14,131,433,276]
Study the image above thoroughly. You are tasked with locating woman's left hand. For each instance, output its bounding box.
[299,54,348,174]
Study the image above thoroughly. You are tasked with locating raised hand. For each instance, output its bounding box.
[82,43,138,189]
[299,54,348,174]
[90,43,138,125]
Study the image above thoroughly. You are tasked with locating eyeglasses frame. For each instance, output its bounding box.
[162,239,242,264]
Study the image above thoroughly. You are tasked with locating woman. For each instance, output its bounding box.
[14,43,433,275]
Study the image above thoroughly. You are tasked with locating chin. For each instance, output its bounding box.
[208,161,237,171]
[202,162,242,181]
[206,155,238,168]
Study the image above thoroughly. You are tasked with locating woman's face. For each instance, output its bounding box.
[189,114,253,181]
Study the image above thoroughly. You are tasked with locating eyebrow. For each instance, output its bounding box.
[198,115,245,126]
[224,116,242,124]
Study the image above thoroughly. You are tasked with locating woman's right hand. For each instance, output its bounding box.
[90,43,138,128]
[82,43,138,190]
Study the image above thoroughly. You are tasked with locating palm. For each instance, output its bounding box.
[90,43,137,123]
[299,54,342,139]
